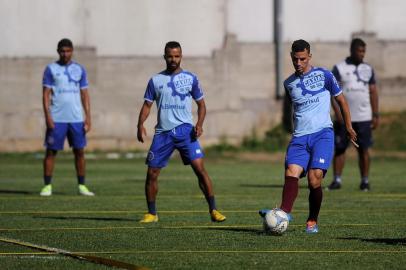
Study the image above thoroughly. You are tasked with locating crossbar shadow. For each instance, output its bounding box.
[338,237,406,246]
[33,216,134,222]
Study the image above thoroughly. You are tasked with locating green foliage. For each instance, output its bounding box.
[209,110,406,153]
[240,124,290,152]
[205,136,238,154]
[374,111,406,151]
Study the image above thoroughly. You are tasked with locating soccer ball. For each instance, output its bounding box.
[263,208,289,235]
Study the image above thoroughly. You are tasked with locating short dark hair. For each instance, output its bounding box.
[164,41,181,53]
[350,38,366,51]
[57,38,73,50]
[291,39,310,53]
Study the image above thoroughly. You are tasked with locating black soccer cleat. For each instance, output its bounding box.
[360,182,370,191]
[326,181,341,190]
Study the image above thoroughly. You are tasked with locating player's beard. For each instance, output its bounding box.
[167,61,180,73]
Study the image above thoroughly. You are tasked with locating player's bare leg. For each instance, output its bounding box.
[191,158,213,197]
[145,167,161,206]
[191,158,226,222]
[328,152,345,190]
[40,149,57,196]
[333,152,345,178]
[358,148,370,191]
[73,148,94,196]
[73,148,85,177]
[140,167,160,223]
[44,149,57,179]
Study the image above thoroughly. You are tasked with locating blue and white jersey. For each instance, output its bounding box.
[42,61,88,123]
[144,70,204,133]
[284,67,342,137]
[332,58,376,122]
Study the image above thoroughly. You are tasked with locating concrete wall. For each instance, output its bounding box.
[1,0,406,57]
[0,0,225,57]
[0,35,405,152]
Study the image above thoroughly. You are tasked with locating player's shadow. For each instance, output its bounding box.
[0,189,36,195]
[338,237,406,246]
[206,227,264,235]
[240,184,284,188]
[33,216,134,222]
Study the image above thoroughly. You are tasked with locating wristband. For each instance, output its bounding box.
[372,112,379,118]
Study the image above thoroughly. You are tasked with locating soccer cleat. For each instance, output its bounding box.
[139,213,158,223]
[78,185,95,196]
[210,209,226,222]
[326,181,341,190]
[305,220,319,234]
[286,213,293,223]
[258,209,270,217]
[360,182,370,191]
[40,185,52,196]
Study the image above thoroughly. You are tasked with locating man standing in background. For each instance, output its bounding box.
[40,38,95,196]
[327,38,379,191]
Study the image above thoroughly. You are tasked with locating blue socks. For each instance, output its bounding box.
[44,176,52,185]
[147,201,157,215]
[77,176,85,185]
[208,196,217,212]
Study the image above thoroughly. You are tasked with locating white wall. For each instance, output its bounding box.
[283,0,363,41]
[226,0,273,42]
[1,0,405,57]
[365,0,406,40]
[0,0,225,57]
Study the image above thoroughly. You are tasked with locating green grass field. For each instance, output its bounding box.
[0,152,405,269]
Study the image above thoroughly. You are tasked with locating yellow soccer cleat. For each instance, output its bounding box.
[139,213,159,223]
[210,209,226,222]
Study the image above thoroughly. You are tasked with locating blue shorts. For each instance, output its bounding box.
[285,128,334,178]
[146,123,204,168]
[334,121,372,152]
[44,122,87,150]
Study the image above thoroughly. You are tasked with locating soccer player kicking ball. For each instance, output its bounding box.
[136,41,226,223]
[40,38,94,196]
[262,40,356,233]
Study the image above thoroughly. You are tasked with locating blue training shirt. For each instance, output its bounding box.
[284,67,342,137]
[42,61,88,123]
[144,70,204,133]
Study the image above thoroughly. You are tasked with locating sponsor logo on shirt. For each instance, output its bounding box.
[300,72,325,96]
[354,64,372,85]
[296,96,320,108]
[66,64,82,82]
[56,88,80,94]
[167,73,193,100]
[161,104,186,110]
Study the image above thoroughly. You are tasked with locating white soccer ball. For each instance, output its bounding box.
[263,208,289,235]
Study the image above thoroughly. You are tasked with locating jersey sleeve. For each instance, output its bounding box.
[325,70,342,96]
[191,75,204,101]
[42,66,54,88]
[144,78,156,102]
[79,66,89,90]
[331,65,341,82]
